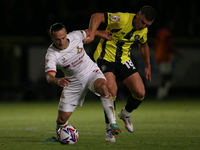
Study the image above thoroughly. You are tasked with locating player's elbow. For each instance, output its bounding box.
[46,76,51,84]
[91,13,105,23]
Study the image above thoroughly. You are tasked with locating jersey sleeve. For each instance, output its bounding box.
[138,28,148,45]
[45,51,57,74]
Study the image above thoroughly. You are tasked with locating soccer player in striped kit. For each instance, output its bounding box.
[88,5,156,142]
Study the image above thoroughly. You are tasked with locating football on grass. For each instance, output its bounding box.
[57,125,78,144]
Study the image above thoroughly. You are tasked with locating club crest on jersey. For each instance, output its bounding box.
[112,15,120,22]
[77,46,83,54]
[134,35,140,40]
[101,65,107,72]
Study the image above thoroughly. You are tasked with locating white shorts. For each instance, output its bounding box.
[58,102,77,112]
[58,66,106,112]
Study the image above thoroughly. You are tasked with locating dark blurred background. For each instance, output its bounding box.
[0,0,200,101]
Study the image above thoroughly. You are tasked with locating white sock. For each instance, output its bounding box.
[106,123,110,130]
[122,108,131,117]
[55,121,68,133]
[101,94,116,124]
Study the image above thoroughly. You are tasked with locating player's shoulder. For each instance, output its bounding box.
[47,44,58,53]
[68,30,86,40]
[141,27,148,35]
[45,44,58,57]
[107,12,135,25]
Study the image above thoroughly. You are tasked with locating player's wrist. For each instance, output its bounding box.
[55,78,60,85]
[146,64,151,69]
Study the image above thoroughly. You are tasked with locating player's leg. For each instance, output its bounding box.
[56,111,72,131]
[99,72,117,126]
[93,78,117,125]
[89,70,121,136]
[104,72,118,98]
[42,103,76,142]
[102,72,117,142]
[115,59,144,133]
[96,59,119,141]
[56,102,77,132]
[119,72,145,132]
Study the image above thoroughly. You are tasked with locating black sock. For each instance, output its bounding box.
[125,94,143,112]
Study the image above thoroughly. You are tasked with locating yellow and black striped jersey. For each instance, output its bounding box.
[94,12,148,63]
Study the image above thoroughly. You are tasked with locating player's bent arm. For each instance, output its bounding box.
[88,13,105,40]
[46,72,69,87]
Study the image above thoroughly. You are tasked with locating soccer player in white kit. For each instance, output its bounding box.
[44,23,120,141]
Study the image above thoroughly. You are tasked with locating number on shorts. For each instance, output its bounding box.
[122,60,136,69]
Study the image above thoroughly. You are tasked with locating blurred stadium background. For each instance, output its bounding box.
[1,0,200,101]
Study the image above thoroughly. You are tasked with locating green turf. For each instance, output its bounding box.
[0,98,199,150]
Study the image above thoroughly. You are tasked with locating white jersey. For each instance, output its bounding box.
[45,30,96,82]
[45,30,106,107]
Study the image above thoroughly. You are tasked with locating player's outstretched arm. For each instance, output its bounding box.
[83,29,112,44]
[95,30,112,41]
[46,72,69,87]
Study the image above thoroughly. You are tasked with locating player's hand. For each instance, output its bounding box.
[145,67,151,81]
[57,77,69,87]
[98,30,112,41]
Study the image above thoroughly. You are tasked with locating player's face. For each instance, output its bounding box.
[135,12,154,30]
[51,28,68,50]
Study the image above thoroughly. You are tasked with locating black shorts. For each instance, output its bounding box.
[97,59,138,81]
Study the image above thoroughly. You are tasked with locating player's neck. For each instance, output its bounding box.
[65,39,69,49]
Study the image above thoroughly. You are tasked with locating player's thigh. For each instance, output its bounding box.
[97,59,118,96]
[122,72,145,97]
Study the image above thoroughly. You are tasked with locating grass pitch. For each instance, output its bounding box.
[0,98,199,150]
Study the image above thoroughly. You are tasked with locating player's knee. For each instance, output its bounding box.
[133,89,145,99]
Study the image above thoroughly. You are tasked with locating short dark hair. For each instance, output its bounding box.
[140,5,156,21]
[48,22,66,35]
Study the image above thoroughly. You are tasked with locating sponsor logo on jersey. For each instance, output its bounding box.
[134,35,140,40]
[77,46,83,54]
[63,64,70,69]
[62,58,67,63]
[112,15,120,22]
